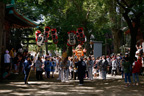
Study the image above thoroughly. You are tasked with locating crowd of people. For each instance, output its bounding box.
[3,46,143,86]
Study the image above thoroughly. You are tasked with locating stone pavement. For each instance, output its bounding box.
[0,74,144,96]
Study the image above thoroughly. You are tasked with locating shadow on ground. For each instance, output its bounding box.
[0,73,144,96]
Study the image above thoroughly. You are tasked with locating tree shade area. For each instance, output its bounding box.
[0,0,144,95]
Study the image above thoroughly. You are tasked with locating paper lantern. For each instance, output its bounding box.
[67,31,76,46]
[51,28,58,44]
[37,34,44,46]
[76,27,85,45]
[35,30,41,42]
[44,26,50,42]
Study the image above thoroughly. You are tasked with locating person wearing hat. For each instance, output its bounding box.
[4,50,11,71]
[23,56,32,84]
[75,57,86,85]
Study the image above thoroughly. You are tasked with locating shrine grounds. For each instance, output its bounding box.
[1,73,144,96]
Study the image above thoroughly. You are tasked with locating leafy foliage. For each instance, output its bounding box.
[12,0,144,55]
[13,0,113,55]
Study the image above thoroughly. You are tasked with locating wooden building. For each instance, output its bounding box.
[3,0,38,50]
[0,0,38,76]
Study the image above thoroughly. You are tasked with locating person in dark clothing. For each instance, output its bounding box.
[23,57,32,84]
[44,57,51,78]
[75,57,86,85]
[74,58,79,80]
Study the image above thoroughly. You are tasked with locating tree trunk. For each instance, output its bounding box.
[129,20,140,63]
[0,1,5,78]
[45,42,48,55]
[67,46,72,56]
[115,0,141,64]
[130,30,137,63]
[112,29,121,53]
[83,20,91,56]
[123,13,140,64]
[108,0,122,54]
[86,35,90,56]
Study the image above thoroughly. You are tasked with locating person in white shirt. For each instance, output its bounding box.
[35,57,43,80]
[111,58,117,76]
[33,54,37,70]
[4,50,11,71]
[61,57,70,82]
[33,54,37,64]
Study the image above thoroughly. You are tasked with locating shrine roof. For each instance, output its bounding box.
[6,4,38,28]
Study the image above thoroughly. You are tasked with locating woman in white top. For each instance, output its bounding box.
[111,58,117,76]
[4,50,11,70]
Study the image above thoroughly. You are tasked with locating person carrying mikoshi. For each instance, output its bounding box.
[23,56,33,84]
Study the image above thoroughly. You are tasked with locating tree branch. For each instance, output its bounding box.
[121,0,129,8]
[121,0,137,15]
[116,0,127,11]
[121,0,134,9]
[122,12,133,32]
[116,0,131,14]
[71,0,80,12]
[86,7,90,19]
